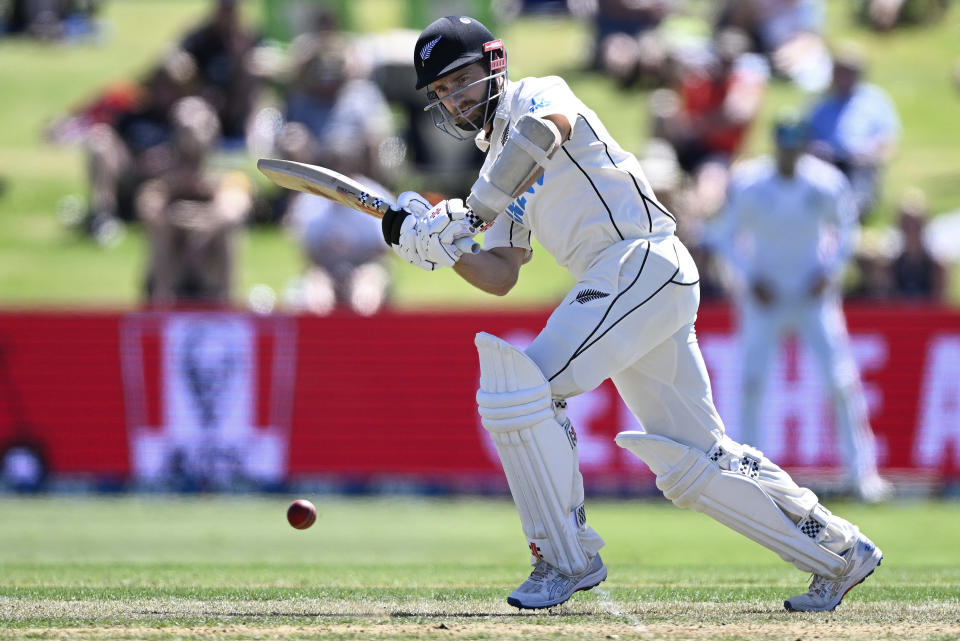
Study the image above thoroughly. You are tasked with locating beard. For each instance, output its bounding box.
[452,102,486,130]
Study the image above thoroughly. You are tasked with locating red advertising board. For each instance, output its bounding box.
[0,305,957,488]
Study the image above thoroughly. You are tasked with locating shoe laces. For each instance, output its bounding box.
[527,562,553,585]
[807,574,838,599]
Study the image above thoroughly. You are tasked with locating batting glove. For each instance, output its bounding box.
[395,217,438,271]
[413,198,482,268]
[382,191,443,271]
[381,191,431,246]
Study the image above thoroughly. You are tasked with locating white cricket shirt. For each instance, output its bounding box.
[709,154,858,299]
[478,76,676,280]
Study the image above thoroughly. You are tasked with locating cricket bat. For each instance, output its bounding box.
[257,159,479,254]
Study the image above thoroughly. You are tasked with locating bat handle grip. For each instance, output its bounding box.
[454,237,480,254]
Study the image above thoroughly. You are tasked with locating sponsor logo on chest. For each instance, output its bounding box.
[529,97,551,113]
[505,173,544,224]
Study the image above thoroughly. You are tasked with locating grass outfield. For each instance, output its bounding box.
[0,496,958,640]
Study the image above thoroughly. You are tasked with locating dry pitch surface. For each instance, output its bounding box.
[4,598,959,640]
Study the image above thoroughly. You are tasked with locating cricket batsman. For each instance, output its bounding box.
[381,15,882,611]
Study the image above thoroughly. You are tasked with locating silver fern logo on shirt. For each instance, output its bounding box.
[573,289,610,304]
[419,36,441,62]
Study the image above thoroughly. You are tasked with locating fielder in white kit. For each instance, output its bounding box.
[709,115,892,503]
[380,15,882,611]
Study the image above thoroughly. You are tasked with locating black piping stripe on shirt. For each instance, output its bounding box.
[577,113,617,166]
[642,192,677,224]
[507,220,531,250]
[548,241,651,382]
[562,144,625,241]
[637,181,654,233]
[577,113,679,231]
[575,114,647,233]
[578,114,655,234]
[668,243,698,286]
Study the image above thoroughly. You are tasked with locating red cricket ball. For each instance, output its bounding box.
[286,499,317,530]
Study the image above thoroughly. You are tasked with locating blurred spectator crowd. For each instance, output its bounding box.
[1,0,102,40]
[585,0,951,305]
[32,0,955,311]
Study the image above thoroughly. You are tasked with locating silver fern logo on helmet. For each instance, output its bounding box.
[419,36,441,62]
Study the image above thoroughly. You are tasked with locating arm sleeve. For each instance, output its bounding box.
[482,215,533,256]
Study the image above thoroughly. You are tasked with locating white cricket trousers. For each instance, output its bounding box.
[736,293,882,485]
[518,236,864,572]
[526,235,725,453]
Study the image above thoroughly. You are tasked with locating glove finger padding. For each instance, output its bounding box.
[395,213,439,271]
[397,191,432,218]
[418,232,462,268]
[390,195,480,270]
[415,199,476,267]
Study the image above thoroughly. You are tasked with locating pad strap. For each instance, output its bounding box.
[476,383,554,432]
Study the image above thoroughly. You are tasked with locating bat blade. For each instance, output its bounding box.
[257,158,393,218]
[257,158,479,254]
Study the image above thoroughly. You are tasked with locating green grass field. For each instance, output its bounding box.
[1,496,958,640]
[0,0,959,308]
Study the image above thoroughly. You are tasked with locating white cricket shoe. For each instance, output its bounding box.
[784,535,883,612]
[507,554,607,609]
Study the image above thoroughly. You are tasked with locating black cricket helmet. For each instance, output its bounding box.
[414,16,506,140]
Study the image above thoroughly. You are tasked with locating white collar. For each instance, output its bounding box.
[474,129,490,152]
[473,79,515,152]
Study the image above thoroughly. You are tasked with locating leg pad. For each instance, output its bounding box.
[476,332,603,574]
[616,431,848,577]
